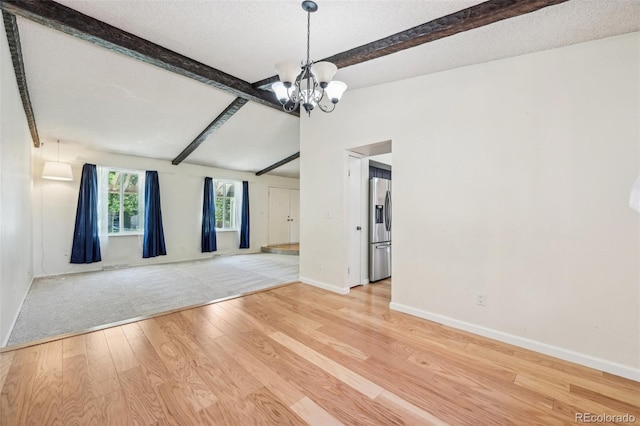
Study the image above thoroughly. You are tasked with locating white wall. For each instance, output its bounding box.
[0,17,34,346]
[33,144,299,277]
[300,33,640,378]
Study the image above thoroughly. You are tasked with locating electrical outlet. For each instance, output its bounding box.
[477,293,486,306]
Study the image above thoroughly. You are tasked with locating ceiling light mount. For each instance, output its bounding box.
[301,1,318,13]
[272,1,347,117]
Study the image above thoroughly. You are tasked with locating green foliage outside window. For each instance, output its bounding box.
[108,170,141,233]
[215,181,237,230]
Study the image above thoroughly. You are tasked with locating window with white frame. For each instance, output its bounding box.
[215,180,240,230]
[107,169,144,234]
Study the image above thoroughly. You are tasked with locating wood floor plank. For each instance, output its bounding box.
[231,329,405,425]
[513,347,606,379]
[62,354,99,425]
[466,342,640,407]
[62,334,86,359]
[10,345,38,366]
[514,372,638,420]
[250,293,370,361]
[200,303,254,334]
[179,308,224,339]
[155,380,209,425]
[35,340,63,378]
[123,326,172,388]
[138,318,171,347]
[251,292,324,332]
[84,331,121,396]
[199,400,239,425]
[104,326,139,372]
[0,353,37,424]
[375,390,449,426]
[427,370,567,425]
[244,386,305,425]
[0,351,15,392]
[569,383,640,417]
[121,321,147,342]
[269,331,384,399]
[97,389,133,426]
[26,370,63,425]
[290,396,345,426]
[215,335,306,406]
[118,366,166,426]
[187,332,263,397]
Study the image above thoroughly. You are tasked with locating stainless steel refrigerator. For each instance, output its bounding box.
[369,177,391,282]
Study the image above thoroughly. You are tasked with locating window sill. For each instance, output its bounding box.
[108,232,143,237]
[215,228,239,233]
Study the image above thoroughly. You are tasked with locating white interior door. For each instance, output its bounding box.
[289,189,300,243]
[268,187,290,245]
[348,155,362,287]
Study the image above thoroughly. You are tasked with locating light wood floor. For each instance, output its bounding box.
[1,280,638,425]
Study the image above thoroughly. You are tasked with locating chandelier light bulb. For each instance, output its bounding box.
[311,62,337,88]
[275,61,300,86]
[272,81,289,103]
[325,81,347,103]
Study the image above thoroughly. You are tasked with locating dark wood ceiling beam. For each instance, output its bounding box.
[253,0,570,89]
[0,0,295,115]
[172,98,248,165]
[255,152,300,176]
[2,11,39,147]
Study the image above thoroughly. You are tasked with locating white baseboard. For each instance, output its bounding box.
[389,302,640,382]
[299,276,350,295]
[2,276,34,348]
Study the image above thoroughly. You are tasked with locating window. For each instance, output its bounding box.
[215,180,239,230]
[108,169,144,234]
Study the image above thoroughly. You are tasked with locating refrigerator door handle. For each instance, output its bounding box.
[384,191,392,232]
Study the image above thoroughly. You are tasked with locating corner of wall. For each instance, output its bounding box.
[299,276,350,295]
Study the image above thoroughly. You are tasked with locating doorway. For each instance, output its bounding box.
[348,154,363,287]
[268,187,300,245]
[346,140,392,288]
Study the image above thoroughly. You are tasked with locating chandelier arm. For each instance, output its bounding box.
[282,102,297,113]
[294,69,305,103]
[314,87,325,104]
[318,101,336,113]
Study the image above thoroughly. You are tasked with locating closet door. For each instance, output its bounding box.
[268,187,300,245]
[289,189,300,244]
[268,187,291,245]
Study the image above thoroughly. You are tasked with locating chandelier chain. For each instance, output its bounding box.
[306,9,311,66]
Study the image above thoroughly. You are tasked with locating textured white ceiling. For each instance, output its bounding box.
[14,0,640,178]
[54,0,485,84]
[18,17,238,161]
[184,101,300,175]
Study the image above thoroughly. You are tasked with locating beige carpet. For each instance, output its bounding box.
[7,253,299,347]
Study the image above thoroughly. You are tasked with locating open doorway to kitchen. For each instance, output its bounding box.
[346,140,392,288]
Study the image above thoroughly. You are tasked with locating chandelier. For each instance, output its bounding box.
[272,1,347,116]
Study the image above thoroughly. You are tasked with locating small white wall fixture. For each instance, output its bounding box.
[630,174,640,213]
